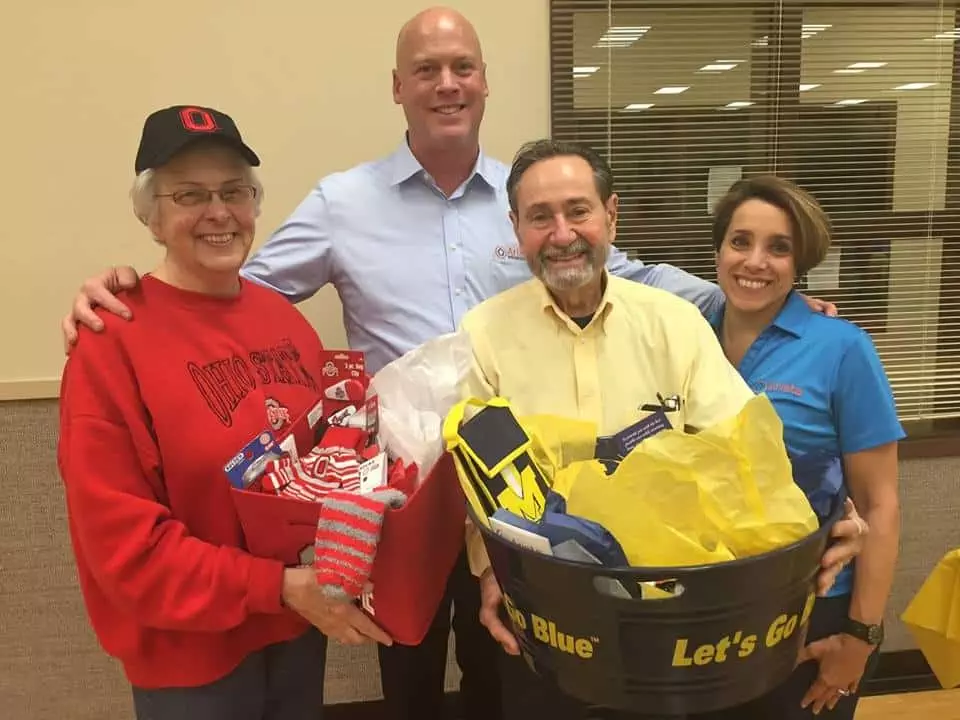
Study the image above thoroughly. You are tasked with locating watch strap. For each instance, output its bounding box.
[844,617,884,645]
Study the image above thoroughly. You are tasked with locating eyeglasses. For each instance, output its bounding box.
[154,184,258,207]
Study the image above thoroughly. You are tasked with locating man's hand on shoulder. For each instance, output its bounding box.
[800,294,838,317]
[62,266,141,354]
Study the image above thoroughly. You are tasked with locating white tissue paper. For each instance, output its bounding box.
[370,331,473,484]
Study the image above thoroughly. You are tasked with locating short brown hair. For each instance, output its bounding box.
[507,139,614,214]
[711,175,832,276]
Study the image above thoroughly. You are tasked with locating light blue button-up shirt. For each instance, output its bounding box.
[243,139,723,373]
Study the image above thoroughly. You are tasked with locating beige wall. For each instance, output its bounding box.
[0,0,550,399]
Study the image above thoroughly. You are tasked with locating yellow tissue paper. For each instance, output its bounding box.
[901,549,960,689]
[444,393,818,569]
[521,413,599,480]
[555,394,818,567]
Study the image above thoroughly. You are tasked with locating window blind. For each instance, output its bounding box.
[550,0,960,425]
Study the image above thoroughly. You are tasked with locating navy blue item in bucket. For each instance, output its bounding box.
[476,492,845,716]
[491,492,629,567]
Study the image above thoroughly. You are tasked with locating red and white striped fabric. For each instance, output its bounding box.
[300,446,361,494]
[261,456,298,493]
[260,447,362,502]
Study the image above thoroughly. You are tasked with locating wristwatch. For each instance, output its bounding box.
[843,618,884,646]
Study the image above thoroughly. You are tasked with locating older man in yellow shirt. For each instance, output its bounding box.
[457,138,759,718]
[456,139,864,719]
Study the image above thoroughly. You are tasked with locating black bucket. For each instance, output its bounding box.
[476,494,844,716]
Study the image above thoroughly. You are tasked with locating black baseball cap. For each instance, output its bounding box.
[134,105,260,174]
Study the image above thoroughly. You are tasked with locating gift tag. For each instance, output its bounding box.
[595,410,672,473]
[488,515,554,556]
[358,452,388,494]
[614,409,672,454]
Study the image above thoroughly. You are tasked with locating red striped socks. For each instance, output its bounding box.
[314,488,406,600]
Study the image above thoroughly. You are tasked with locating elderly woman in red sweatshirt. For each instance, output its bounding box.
[57,105,390,720]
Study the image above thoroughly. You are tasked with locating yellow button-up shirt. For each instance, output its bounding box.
[460,274,755,575]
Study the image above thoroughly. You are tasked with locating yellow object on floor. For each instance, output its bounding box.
[901,549,960,689]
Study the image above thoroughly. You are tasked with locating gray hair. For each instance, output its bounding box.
[130,165,264,226]
[506,139,615,214]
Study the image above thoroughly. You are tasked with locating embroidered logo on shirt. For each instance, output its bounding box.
[265,397,292,431]
[493,244,524,260]
[756,381,804,397]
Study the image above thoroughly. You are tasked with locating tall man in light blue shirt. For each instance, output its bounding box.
[60,7,834,720]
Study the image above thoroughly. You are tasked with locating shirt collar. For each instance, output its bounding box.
[388,138,424,186]
[709,290,812,339]
[535,271,615,333]
[387,135,497,190]
[771,290,814,337]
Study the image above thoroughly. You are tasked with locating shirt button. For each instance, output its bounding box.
[456,288,464,296]
[450,244,457,251]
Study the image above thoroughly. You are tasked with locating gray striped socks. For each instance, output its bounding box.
[314,488,406,600]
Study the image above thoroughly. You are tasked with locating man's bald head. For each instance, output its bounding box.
[392,6,488,157]
[395,6,483,69]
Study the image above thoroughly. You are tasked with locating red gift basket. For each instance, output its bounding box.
[230,452,466,646]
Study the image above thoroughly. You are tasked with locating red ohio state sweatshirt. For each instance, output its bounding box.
[58,275,327,689]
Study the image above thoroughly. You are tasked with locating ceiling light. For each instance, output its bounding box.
[573,66,599,78]
[594,25,650,49]
[716,59,746,64]
[699,63,738,72]
[725,101,755,108]
[848,62,887,69]
[624,103,655,110]
[654,86,690,94]
[928,29,960,40]
[895,82,936,90]
[799,83,821,91]
[835,99,869,105]
[834,69,865,74]
[751,36,769,48]
[801,24,831,40]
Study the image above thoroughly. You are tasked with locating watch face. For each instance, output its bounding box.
[867,625,884,644]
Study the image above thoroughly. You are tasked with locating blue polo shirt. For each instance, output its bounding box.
[711,291,904,596]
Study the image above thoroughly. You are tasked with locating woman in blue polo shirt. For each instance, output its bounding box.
[706,175,903,719]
